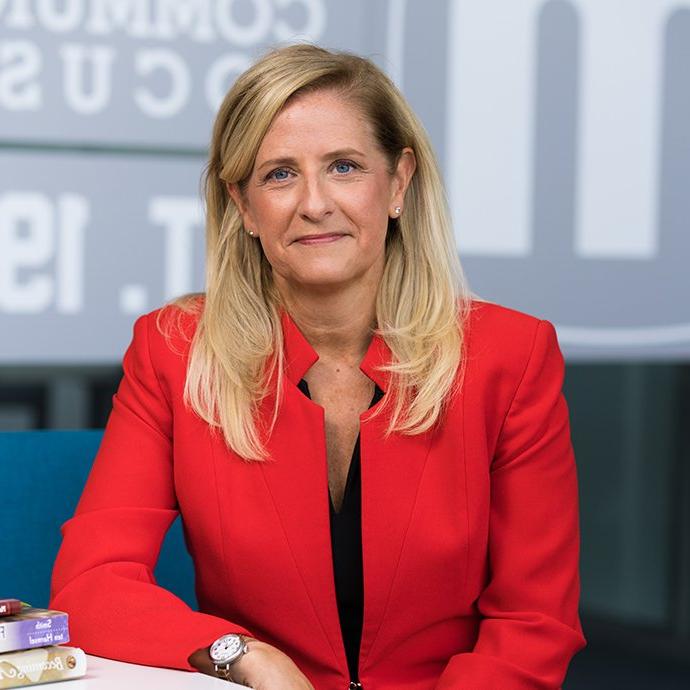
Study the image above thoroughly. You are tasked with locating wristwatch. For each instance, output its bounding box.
[209,633,250,681]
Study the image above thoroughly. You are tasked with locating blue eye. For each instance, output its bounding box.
[333,160,356,174]
[266,168,291,182]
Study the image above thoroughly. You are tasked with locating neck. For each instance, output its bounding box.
[275,279,378,364]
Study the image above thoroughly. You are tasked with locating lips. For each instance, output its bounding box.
[294,233,347,245]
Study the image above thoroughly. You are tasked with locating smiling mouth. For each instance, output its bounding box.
[294,233,347,245]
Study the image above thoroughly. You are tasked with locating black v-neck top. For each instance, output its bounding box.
[296,378,384,682]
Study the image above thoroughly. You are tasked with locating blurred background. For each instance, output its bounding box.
[1,1,689,686]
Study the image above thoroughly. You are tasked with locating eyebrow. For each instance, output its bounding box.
[255,148,367,172]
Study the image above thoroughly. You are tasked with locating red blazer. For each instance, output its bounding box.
[50,298,586,689]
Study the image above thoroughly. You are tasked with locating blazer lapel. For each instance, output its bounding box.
[258,311,344,669]
[358,341,436,669]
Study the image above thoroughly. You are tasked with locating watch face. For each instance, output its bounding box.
[210,634,243,663]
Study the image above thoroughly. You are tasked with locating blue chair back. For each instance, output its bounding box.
[0,430,196,609]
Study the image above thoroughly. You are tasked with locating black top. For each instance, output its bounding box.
[297,378,384,682]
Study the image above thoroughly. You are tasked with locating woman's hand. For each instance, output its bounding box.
[189,638,315,689]
[229,639,315,689]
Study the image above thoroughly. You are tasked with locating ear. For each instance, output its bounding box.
[226,182,258,236]
[226,181,246,214]
[389,147,417,216]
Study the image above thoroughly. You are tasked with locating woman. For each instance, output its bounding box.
[50,44,586,689]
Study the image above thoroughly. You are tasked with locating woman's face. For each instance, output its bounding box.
[228,89,416,295]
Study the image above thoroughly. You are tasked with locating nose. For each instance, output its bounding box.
[297,174,335,223]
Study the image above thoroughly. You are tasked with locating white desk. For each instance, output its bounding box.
[60,654,250,689]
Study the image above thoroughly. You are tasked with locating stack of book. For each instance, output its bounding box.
[0,598,86,688]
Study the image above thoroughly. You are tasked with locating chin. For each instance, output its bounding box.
[299,275,353,290]
[274,261,375,293]
[290,268,363,291]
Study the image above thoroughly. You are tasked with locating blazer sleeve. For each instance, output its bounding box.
[49,312,254,671]
[435,320,586,690]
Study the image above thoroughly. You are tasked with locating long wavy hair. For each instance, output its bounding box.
[158,43,472,461]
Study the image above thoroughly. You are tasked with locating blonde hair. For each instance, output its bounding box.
[158,43,472,461]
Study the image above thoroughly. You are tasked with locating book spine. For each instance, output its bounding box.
[0,615,69,654]
[0,601,22,618]
[0,646,86,689]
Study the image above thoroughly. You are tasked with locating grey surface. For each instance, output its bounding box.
[1,0,688,362]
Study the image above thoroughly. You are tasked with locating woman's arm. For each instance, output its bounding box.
[50,312,253,670]
[435,320,586,690]
[189,638,315,689]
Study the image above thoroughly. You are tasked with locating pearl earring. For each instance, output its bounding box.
[248,230,254,236]
[394,207,402,215]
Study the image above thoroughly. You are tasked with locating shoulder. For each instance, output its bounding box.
[461,296,563,386]
[465,297,542,339]
[464,296,558,349]
[128,293,205,374]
